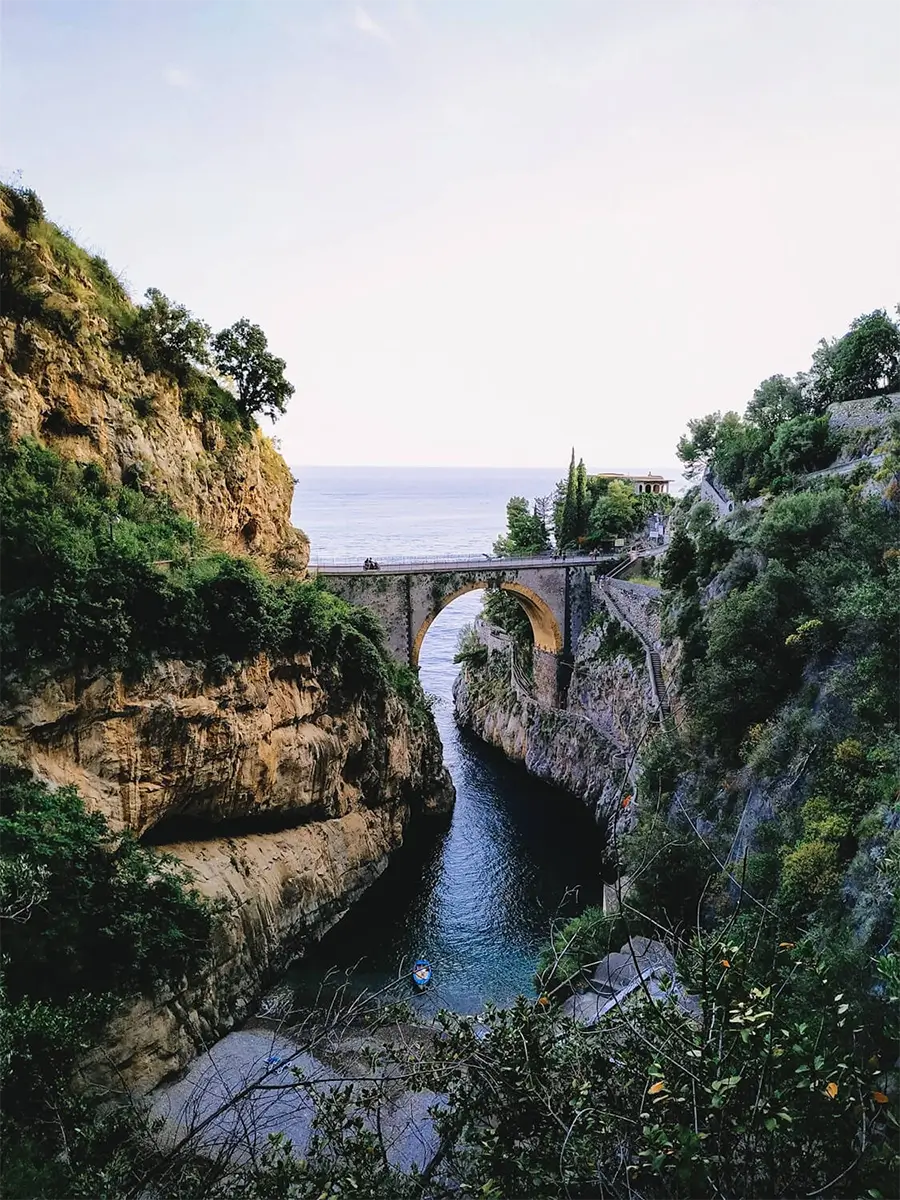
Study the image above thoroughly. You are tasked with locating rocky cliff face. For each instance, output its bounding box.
[4,655,448,836]
[0,314,308,570]
[0,200,456,1096]
[3,654,453,1094]
[454,617,657,832]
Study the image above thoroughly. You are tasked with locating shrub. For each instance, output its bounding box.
[0,242,40,321]
[121,287,210,382]
[763,414,839,488]
[454,624,489,666]
[586,607,645,667]
[192,555,279,661]
[688,562,805,753]
[0,769,214,1141]
[482,585,534,652]
[637,727,689,800]
[1,184,45,237]
[88,253,128,305]
[779,839,842,909]
[0,770,213,1006]
[0,433,409,713]
[179,370,244,429]
[624,811,716,935]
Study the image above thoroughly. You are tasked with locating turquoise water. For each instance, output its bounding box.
[285,467,609,1013]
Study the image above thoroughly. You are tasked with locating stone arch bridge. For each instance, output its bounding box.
[313,553,620,706]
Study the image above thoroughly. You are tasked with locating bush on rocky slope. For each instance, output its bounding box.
[0,770,215,1194]
[0,424,428,714]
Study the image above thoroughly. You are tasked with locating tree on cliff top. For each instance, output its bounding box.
[804,307,900,410]
[212,318,295,423]
[125,288,211,382]
[492,496,550,557]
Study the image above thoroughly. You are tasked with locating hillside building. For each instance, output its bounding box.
[594,472,671,495]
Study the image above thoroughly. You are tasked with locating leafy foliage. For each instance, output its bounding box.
[677,308,899,499]
[534,907,628,995]
[121,288,211,382]
[0,769,214,1174]
[491,495,550,557]
[0,431,421,714]
[2,184,45,236]
[0,772,212,1008]
[212,318,295,421]
[806,308,900,408]
[483,494,550,652]
[586,606,645,667]
[416,926,897,1200]
[587,477,639,544]
[0,184,292,438]
[744,373,806,431]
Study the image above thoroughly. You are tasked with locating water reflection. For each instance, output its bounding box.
[284,592,607,1015]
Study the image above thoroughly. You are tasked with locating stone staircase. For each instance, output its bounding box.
[647,648,670,718]
[472,619,540,706]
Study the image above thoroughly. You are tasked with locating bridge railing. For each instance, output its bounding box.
[310,552,525,568]
[308,551,618,572]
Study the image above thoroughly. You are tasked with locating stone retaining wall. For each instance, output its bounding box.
[700,471,735,517]
[592,578,662,649]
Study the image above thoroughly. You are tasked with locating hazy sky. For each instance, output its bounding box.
[3,0,899,469]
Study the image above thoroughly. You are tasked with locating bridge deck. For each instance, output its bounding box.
[310,552,620,576]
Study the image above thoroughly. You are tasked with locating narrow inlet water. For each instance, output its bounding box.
[283,590,608,1016]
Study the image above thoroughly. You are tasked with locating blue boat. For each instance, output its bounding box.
[412,958,432,989]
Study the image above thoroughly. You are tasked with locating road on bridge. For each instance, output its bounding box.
[309,552,622,575]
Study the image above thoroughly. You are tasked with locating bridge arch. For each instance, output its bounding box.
[411,580,563,668]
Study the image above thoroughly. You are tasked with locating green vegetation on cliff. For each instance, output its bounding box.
[466,309,900,1197]
[676,308,900,498]
[480,495,550,655]
[0,182,292,433]
[554,452,674,550]
[0,770,214,1198]
[628,311,900,965]
[2,187,896,1199]
[0,421,425,712]
[0,185,440,1198]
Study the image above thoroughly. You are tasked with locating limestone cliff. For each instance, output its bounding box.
[0,190,454,1095]
[0,194,307,570]
[0,580,454,1099]
[4,655,449,837]
[0,320,308,570]
[454,614,658,832]
[4,651,453,1095]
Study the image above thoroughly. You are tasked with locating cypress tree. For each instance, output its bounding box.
[575,457,588,544]
[560,449,578,548]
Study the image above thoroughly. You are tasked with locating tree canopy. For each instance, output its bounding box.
[211,319,295,422]
[678,308,900,498]
[492,496,550,557]
[124,288,211,382]
[587,478,638,543]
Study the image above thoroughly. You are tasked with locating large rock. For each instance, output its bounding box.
[148,1026,444,1171]
[0,218,455,1100]
[2,653,454,1095]
[453,624,656,832]
[1,655,446,836]
[79,804,446,1095]
[561,939,683,1026]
